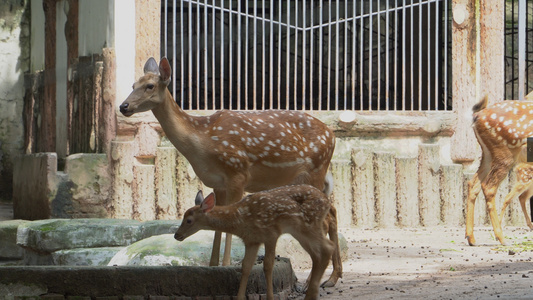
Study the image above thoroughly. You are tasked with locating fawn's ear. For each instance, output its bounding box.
[200,193,216,213]
[194,190,204,206]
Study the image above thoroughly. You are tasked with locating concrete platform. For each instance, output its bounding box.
[0,258,296,299]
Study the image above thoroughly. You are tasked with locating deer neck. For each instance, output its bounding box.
[204,207,242,235]
[150,89,202,156]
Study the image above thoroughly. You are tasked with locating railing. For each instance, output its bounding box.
[161,0,451,111]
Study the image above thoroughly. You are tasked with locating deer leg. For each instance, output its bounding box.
[500,177,529,228]
[466,172,482,246]
[221,185,245,266]
[237,243,260,300]
[482,160,514,246]
[210,231,222,266]
[298,233,335,300]
[320,206,342,288]
[519,189,533,230]
[263,239,278,300]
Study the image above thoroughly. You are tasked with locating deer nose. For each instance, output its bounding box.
[119,103,129,114]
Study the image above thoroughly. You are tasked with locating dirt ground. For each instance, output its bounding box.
[289,226,533,300]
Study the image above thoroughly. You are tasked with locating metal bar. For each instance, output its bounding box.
[410,1,414,110]
[286,0,290,110]
[245,1,249,109]
[237,0,241,110]
[519,0,526,100]
[386,0,390,110]
[394,0,398,109]
[319,1,323,110]
[196,0,200,109]
[164,0,168,57]
[402,1,406,110]
[303,0,307,110]
[369,0,373,110]
[310,0,314,109]
[212,0,215,109]
[278,0,282,108]
[253,0,257,109]
[262,0,266,109]
[269,0,274,108]
[434,0,439,109]
[444,0,448,109]
[188,1,192,106]
[229,0,232,109]
[335,0,339,110]
[360,0,364,110]
[176,0,180,105]
[418,0,422,110]
[351,0,356,109]
[377,0,381,111]
[220,0,224,109]
[294,0,298,110]
[204,0,208,107]
[327,0,332,110]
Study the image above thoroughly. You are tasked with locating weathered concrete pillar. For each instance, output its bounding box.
[451,0,504,162]
[351,148,375,228]
[373,152,396,228]
[418,144,441,226]
[176,152,205,216]
[440,164,464,226]
[155,146,178,220]
[133,164,156,221]
[396,156,419,227]
[111,140,135,219]
[331,160,354,227]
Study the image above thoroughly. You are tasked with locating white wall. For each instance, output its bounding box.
[79,0,114,56]
[114,0,136,107]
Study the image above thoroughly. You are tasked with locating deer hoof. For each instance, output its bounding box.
[466,236,476,246]
[320,278,337,288]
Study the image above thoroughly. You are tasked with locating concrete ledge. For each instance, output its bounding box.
[0,258,295,298]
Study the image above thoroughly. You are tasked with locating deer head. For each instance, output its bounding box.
[119,57,172,116]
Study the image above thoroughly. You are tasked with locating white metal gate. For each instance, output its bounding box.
[161,0,451,111]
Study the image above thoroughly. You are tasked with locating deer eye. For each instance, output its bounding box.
[186,218,192,224]
[146,84,155,90]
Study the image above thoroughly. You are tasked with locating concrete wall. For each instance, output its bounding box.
[0,0,30,200]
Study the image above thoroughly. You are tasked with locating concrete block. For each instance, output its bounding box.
[351,148,375,228]
[330,160,354,227]
[176,152,205,216]
[440,164,464,226]
[396,156,419,227]
[0,220,28,259]
[155,146,178,220]
[373,152,396,228]
[52,247,122,266]
[418,144,441,226]
[17,219,143,253]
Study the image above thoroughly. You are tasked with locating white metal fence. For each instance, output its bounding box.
[161,0,451,111]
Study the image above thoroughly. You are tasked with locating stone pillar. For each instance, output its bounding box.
[418,144,441,226]
[440,164,464,226]
[133,164,156,221]
[111,140,135,219]
[396,156,419,227]
[330,160,353,227]
[373,152,396,228]
[451,0,505,163]
[351,148,375,228]
[155,146,178,219]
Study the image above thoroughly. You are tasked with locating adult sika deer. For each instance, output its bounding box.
[175,185,335,300]
[466,96,533,246]
[119,57,342,286]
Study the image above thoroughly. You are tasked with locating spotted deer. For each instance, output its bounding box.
[119,57,342,286]
[499,163,533,230]
[175,185,335,300]
[466,96,533,246]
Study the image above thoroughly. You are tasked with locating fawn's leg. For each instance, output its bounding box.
[221,185,245,266]
[237,243,260,300]
[519,189,533,230]
[466,172,481,246]
[296,232,334,300]
[500,175,529,227]
[321,206,342,287]
[263,239,278,300]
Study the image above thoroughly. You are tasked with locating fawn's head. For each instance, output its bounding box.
[119,57,172,117]
[174,191,215,241]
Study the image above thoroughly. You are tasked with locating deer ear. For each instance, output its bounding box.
[194,190,204,206]
[200,193,216,213]
[143,57,159,75]
[159,57,172,84]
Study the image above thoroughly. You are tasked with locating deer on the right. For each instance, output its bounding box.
[466,95,533,246]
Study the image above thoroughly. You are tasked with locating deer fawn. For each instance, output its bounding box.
[499,163,533,230]
[466,96,533,246]
[174,185,335,300]
[119,57,342,286]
